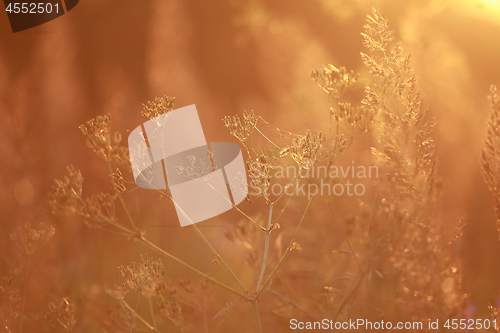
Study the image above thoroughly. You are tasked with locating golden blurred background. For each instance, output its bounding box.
[2,0,500,331]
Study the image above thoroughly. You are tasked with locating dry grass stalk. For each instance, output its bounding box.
[481,85,500,238]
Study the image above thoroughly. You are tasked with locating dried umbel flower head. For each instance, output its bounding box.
[337,102,373,135]
[79,192,117,225]
[49,165,83,215]
[79,114,129,163]
[311,65,358,98]
[79,114,111,157]
[119,256,165,295]
[0,278,21,326]
[280,130,328,169]
[111,168,126,193]
[46,298,76,333]
[247,155,274,203]
[223,110,259,146]
[10,222,55,256]
[158,297,183,328]
[50,165,122,228]
[175,153,214,180]
[142,96,175,119]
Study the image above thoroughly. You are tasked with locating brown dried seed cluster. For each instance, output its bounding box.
[246,155,274,203]
[0,277,21,326]
[311,64,358,98]
[142,96,175,119]
[337,102,372,135]
[119,256,166,295]
[10,221,55,256]
[158,297,183,328]
[175,154,213,180]
[50,165,125,229]
[223,110,259,145]
[280,130,328,169]
[49,165,83,215]
[111,168,126,193]
[79,114,129,163]
[46,298,76,333]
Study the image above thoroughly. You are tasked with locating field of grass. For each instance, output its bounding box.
[2,1,500,332]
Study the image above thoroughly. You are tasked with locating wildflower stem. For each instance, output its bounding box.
[255,126,281,149]
[190,223,247,292]
[272,178,303,227]
[138,237,247,299]
[329,92,333,147]
[19,254,32,333]
[154,188,264,231]
[251,300,263,333]
[119,194,137,229]
[256,196,315,298]
[107,161,136,230]
[148,296,157,330]
[332,262,366,321]
[130,291,142,333]
[256,204,274,292]
[122,299,161,333]
[162,193,247,292]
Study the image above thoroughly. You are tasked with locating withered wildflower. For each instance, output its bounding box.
[280,130,328,169]
[158,297,183,328]
[246,155,274,203]
[111,168,126,193]
[79,114,128,164]
[337,102,373,136]
[49,165,83,215]
[311,65,358,98]
[141,96,175,119]
[10,222,55,256]
[119,256,165,296]
[50,166,122,229]
[0,277,21,329]
[46,298,76,333]
[223,110,259,150]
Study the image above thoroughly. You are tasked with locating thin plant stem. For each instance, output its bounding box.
[107,161,136,230]
[130,291,142,333]
[148,296,157,330]
[256,204,273,292]
[332,263,366,321]
[257,196,315,298]
[109,185,247,298]
[251,300,263,333]
[99,214,246,299]
[329,92,333,147]
[327,96,340,171]
[271,178,303,227]
[122,299,161,333]
[19,254,31,333]
[162,194,247,292]
[268,289,319,320]
[254,127,281,150]
[190,222,247,292]
[138,236,247,299]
